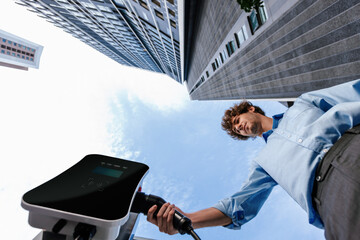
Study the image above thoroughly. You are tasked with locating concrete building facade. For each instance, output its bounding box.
[17,0,182,82]
[0,29,43,70]
[184,0,360,100]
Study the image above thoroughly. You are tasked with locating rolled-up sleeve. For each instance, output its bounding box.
[213,162,277,229]
[296,79,360,139]
[298,79,360,112]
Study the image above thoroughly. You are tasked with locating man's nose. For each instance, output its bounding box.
[236,124,243,133]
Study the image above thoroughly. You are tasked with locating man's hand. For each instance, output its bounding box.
[147,202,181,235]
[147,204,232,235]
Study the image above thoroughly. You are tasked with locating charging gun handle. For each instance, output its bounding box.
[131,192,196,236]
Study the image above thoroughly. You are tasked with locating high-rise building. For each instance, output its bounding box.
[0,29,43,70]
[184,0,360,100]
[16,0,182,82]
[16,0,359,100]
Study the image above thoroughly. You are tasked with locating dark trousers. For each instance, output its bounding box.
[312,125,360,240]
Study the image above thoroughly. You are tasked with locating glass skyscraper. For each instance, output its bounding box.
[17,0,181,82]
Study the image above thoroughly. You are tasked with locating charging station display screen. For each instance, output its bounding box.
[92,166,123,178]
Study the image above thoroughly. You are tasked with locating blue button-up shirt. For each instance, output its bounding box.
[213,79,360,229]
[262,113,284,143]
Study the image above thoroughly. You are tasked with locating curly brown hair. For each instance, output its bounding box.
[221,101,265,140]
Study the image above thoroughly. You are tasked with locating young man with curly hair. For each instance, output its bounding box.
[147,80,360,240]
[221,101,270,140]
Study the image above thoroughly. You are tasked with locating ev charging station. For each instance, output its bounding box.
[22,154,201,240]
[22,154,149,240]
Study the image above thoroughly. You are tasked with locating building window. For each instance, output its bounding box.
[248,10,259,34]
[168,8,175,17]
[226,40,236,57]
[219,52,224,63]
[223,49,228,60]
[170,19,176,28]
[248,5,268,35]
[139,0,149,10]
[206,71,209,78]
[258,5,268,24]
[212,62,216,71]
[154,9,164,20]
[151,0,161,7]
[167,0,174,4]
[235,25,248,48]
[1,50,5,54]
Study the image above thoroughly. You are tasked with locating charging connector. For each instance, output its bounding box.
[131,192,201,240]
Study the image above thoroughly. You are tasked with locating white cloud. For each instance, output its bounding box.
[119,70,190,113]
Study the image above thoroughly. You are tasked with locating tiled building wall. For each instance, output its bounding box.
[188,0,360,100]
[185,0,243,89]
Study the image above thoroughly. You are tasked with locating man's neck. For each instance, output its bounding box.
[260,115,274,133]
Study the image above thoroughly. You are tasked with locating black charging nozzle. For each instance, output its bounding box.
[131,192,201,240]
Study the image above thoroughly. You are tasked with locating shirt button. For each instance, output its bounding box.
[298,138,303,143]
[323,149,328,153]
[316,176,322,181]
[287,134,291,138]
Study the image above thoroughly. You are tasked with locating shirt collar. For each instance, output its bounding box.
[262,113,284,143]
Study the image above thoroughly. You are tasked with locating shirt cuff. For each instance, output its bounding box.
[213,201,243,230]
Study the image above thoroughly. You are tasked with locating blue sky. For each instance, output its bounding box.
[0,1,324,239]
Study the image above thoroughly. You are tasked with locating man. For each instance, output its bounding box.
[147,80,360,239]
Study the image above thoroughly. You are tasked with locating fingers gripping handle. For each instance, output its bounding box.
[131,192,194,235]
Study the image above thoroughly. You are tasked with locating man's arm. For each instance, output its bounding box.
[147,162,277,234]
[295,79,360,138]
[297,79,360,111]
[188,207,232,229]
[147,204,231,235]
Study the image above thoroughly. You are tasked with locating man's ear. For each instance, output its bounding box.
[248,106,255,112]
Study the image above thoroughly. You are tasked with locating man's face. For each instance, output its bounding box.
[231,107,262,137]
